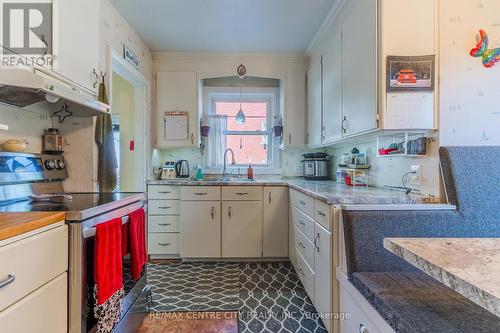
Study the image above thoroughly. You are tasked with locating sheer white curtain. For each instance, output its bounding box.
[206,115,228,167]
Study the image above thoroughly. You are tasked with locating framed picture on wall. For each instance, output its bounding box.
[387,55,435,92]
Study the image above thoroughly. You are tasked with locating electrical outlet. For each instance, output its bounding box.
[410,165,422,185]
[0,124,8,131]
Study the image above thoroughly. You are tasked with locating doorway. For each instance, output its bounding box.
[109,50,150,192]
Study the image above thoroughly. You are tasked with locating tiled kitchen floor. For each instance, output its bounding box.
[145,262,327,333]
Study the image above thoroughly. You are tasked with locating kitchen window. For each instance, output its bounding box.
[204,87,280,173]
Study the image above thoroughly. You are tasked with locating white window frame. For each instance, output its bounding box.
[203,86,281,174]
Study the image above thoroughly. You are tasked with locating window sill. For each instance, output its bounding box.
[202,167,283,176]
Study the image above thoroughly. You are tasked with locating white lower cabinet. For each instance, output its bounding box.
[180,201,221,258]
[222,201,263,258]
[314,222,333,332]
[263,187,289,257]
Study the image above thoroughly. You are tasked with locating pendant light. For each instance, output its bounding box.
[235,86,246,124]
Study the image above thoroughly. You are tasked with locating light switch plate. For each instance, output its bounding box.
[0,124,8,131]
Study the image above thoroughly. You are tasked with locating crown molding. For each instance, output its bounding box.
[152,51,307,61]
[306,0,347,56]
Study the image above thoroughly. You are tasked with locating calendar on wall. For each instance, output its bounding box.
[164,111,189,140]
[386,92,434,129]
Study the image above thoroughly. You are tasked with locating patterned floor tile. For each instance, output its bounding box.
[147,261,327,332]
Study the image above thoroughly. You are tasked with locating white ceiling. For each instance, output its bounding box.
[110,0,336,53]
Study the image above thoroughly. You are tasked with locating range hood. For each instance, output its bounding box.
[0,67,109,115]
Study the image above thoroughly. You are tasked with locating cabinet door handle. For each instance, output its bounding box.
[191,133,194,144]
[299,200,306,205]
[228,206,231,219]
[158,243,171,247]
[299,221,306,226]
[268,192,272,204]
[0,273,15,289]
[342,116,348,134]
[298,242,306,249]
[194,192,207,196]
[158,223,172,227]
[158,191,171,194]
[158,206,171,209]
[316,210,326,217]
[211,206,215,219]
[314,233,320,251]
[92,69,99,88]
[288,133,292,145]
[359,324,369,333]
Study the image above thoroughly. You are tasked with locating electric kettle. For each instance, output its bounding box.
[175,160,190,178]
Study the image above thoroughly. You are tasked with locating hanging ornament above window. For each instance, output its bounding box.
[237,64,247,79]
[235,86,246,124]
[470,29,500,68]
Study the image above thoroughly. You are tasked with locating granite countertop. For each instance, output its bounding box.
[148,177,450,206]
[384,238,500,317]
[0,212,66,241]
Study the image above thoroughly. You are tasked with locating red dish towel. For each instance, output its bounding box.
[129,208,147,280]
[94,218,123,305]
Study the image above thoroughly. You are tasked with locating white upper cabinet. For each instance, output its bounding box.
[52,0,101,94]
[283,73,307,148]
[307,57,323,147]
[322,24,343,143]
[341,0,378,136]
[156,71,199,148]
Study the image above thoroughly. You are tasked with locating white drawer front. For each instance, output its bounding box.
[148,185,180,200]
[340,282,384,333]
[294,226,315,269]
[148,233,180,254]
[148,216,180,233]
[292,206,315,241]
[222,186,262,201]
[181,186,221,201]
[290,189,314,218]
[296,251,315,302]
[0,273,67,333]
[149,200,180,215]
[314,199,331,231]
[0,225,68,312]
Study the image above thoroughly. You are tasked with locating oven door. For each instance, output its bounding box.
[68,201,149,333]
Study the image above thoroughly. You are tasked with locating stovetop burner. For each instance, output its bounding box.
[0,192,145,221]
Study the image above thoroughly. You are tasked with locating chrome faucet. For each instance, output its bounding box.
[222,148,236,180]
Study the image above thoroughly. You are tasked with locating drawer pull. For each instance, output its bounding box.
[359,324,369,333]
[298,242,306,249]
[299,200,306,205]
[316,210,326,217]
[235,192,248,196]
[158,191,171,194]
[299,221,306,226]
[158,242,172,247]
[158,206,171,209]
[314,233,320,251]
[158,223,172,226]
[194,192,207,196]
[0,273,16,289]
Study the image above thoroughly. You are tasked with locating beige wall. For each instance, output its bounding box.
[439,0,500,146]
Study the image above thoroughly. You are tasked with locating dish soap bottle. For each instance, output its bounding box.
[196,165,204,180]
[247,158,253,180]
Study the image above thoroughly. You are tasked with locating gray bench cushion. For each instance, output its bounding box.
[350,272,500,333]
[439,146,500,219]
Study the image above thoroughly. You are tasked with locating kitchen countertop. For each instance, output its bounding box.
[384,237,500,317]
[0,212,66,241]
[148,178,453,207]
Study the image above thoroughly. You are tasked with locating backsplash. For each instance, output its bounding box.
[157,139,440,198]
[0,103,52,153]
